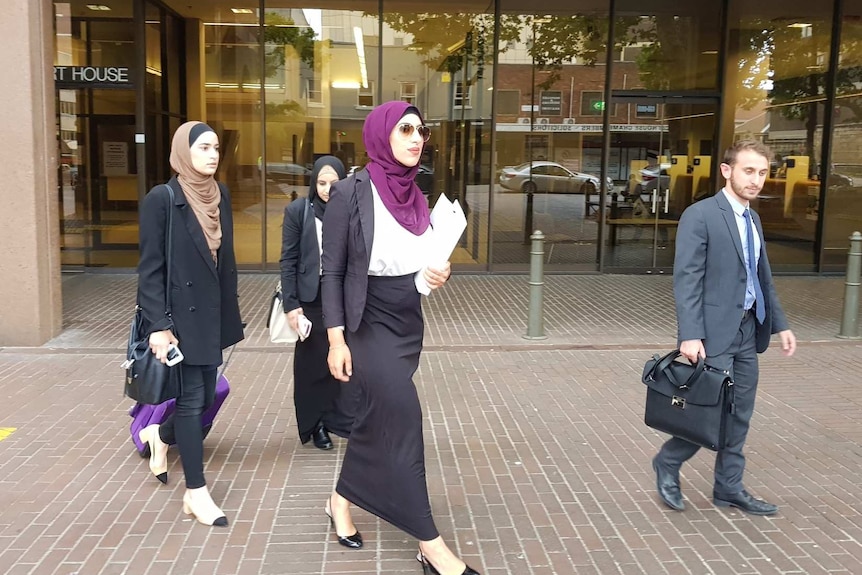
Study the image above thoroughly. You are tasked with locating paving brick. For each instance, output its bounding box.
[0,274,861,573]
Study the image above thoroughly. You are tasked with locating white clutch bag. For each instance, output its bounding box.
[267,282,298,344]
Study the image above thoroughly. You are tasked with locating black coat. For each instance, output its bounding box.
[137,176,244,365]
[321,169,374,332]
[279,198,321,311]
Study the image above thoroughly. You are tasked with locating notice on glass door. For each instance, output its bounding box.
[102,141,129,177]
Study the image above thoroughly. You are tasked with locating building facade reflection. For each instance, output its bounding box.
[51,0,862,273]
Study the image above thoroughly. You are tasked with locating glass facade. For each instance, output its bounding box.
[52,0,862,274]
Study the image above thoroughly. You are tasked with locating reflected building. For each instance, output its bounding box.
[4,0,861,342]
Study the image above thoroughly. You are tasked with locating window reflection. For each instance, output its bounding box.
[262,4,380,264]
[823,2,862,268]
[493,11,612,269]
[729,1,832,271]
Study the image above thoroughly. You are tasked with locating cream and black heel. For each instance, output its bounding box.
[182,486,228,527]
[138,424,168,484]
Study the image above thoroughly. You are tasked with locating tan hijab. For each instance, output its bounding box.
[170,121,222,264]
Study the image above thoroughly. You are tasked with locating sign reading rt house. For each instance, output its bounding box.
[54,66,131,88]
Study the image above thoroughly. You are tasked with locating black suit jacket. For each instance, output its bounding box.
[674,191,789,355]
[137,176,244,365]
[279,198,321,310]
[321,169,374,332]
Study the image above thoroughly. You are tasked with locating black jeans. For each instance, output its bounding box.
[158,363,217,489]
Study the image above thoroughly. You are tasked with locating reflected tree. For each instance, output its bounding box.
[263,11,317,77]
[378,13,520,79]
[734,22,845,173]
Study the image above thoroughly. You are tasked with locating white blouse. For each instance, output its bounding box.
[368,182,433,277]
[314,215,323,275]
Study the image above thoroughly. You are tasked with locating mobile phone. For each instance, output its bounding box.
[165,344,184,367]
[297,315,312,340]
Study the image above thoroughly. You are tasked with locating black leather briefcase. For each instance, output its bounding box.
[642,350,734,451]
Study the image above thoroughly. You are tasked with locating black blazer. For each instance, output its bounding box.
[279,198,321,311]
[321,169,374,332]
[137,176,244,366]
[674,191,789,356]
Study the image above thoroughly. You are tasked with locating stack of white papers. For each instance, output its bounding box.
[415,195,467,295]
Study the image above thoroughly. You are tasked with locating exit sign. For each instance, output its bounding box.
[592,100,605,111]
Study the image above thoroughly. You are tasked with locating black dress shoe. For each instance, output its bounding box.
[312,422,333,450]
[714,490,778,516]
[652,456,684,511]
[418,553,480,575]
[324,496,363,549]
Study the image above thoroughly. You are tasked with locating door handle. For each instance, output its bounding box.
[651,191,657,213]
[664,190,669,214]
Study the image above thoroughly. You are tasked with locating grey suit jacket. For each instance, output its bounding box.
[279,198,321,311]
[673,191,789,355]
[320,169,374,332]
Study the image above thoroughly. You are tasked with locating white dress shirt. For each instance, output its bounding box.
[367,182,433,277]
[721,188,761,311]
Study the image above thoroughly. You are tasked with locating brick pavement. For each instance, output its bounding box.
[0,274,860,574]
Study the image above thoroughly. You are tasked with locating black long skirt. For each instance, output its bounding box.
[336,274,439,541]
[294,292,357,443]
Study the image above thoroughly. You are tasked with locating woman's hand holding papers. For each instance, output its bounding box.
[423,261,451,291]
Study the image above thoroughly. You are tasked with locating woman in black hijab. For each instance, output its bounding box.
[279,156,356,449]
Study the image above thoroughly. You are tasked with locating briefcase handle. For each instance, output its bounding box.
[649,350,707,389]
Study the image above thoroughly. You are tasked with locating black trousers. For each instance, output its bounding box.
[158,363,217,489]
[657,312,759,496]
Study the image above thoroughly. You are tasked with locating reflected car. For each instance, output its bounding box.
[266,163,311,184]
[636,164,671,193]
[498,161,612,194]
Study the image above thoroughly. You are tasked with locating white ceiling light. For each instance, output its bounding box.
[86,4,111,10]
[231,8,254,14]
[353,27,368,90]
[332,81,361,90]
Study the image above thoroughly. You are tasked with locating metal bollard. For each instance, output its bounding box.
[838,231,862,339]
[524,230,547,340]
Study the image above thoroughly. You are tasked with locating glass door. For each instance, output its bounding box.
[602,96,718,272]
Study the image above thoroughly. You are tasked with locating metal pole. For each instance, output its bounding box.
[838,231,862,339]
[524,230,547,340]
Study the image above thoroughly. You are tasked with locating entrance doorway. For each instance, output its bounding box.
[602,95,718,272]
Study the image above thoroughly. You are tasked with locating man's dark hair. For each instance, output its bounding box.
[722,139,773,166]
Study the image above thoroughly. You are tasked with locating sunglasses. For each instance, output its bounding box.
[396,122,431,142]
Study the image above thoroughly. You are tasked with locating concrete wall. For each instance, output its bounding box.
[0,0,62,346]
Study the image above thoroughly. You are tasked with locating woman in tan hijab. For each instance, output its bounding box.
[136,121,244,527]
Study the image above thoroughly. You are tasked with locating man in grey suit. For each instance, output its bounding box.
[652,140,797,516]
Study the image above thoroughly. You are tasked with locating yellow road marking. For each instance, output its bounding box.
[0,428,17,442]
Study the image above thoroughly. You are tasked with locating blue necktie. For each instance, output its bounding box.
[743,209,766,323]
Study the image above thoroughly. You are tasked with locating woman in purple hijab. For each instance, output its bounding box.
[319,101,479,575]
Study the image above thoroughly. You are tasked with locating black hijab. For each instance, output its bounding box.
[307,156,346,221]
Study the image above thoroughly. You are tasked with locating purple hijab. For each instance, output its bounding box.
[362,101,431,235]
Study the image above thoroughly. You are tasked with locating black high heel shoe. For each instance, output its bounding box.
[417,552,480,575]
[324,495,363,549]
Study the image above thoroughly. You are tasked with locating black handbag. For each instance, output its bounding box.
[642,350,735,451]
[123,185,181,405]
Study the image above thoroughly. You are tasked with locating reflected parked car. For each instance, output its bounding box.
[498,161,612,194]
[266,162,311,182]
[635,163,671,194]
